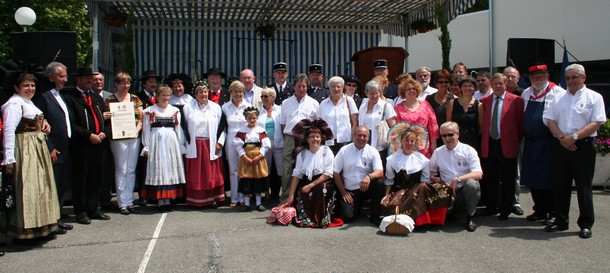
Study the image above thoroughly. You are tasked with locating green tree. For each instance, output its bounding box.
[0,0,92,67]
[436,3,452,71]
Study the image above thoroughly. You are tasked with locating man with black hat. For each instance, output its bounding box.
[64,67,111,224]
[204,68,230,106]
[307,64,329,103]
[520,63,565,223]
[136,70,160,109]
[268,62,294,105]
[373,59,398,100]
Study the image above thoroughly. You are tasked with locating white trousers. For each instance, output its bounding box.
[110,138,141,208]
[225,133,240,203]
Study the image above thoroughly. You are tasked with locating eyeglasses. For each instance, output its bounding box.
[565,75,582,81]
[437,80,450,84]
[345,83,358,87]
[441,133,455,138]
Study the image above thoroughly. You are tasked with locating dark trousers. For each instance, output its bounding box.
[268,160,281,200]
[71,143,106,215]
[336,179,384,222]
[53,159,72,209]
[482,139,517,215]
[552,139,595,229]
[530,188,553,215]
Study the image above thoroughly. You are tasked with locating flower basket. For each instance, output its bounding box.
[410,19,436,34]
[594,119,610,156]
[255,23,276,40]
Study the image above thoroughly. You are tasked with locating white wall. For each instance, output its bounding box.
[381,0,610,73]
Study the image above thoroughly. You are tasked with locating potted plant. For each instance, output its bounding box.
[103,12,128,28]
[593,119,610,187]
[410,19,436,34]
[255,23,276,40]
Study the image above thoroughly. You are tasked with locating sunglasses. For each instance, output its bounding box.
[441,133,455,138]
[260,95,270,98]
[346,83,358,87]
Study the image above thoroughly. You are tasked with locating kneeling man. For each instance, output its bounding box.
[334,126,384,223]
[430,122,483,231]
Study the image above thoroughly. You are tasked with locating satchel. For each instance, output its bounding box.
[376,102,390,148]
[0,172,16,211]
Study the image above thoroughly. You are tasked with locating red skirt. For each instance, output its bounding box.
[185,139,225,207]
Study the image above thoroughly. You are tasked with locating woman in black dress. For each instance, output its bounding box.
[446,76,481,152]
[425,69,454,148]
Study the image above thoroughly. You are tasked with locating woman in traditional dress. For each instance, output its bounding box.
[446,76,481,152]
[381,128,452,222]
[183,83,226,208]
[234,107,271,212]
[1,73,60,242]
[221,81,251,207]
[358,80,397,168]
[318,76,359,155]
[425,69,454,148]
[106,71,144,215]
[393,77,439,158]
[284,119,335,228]
[257,87,283,202]
[141,86,186,212]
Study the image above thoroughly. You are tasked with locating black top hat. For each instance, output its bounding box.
[342,75,361,86]
[374,59,388,69]
[308,64,323,74]
[139,70,162,81]
[72,67,96,76]
[203,68,226,79]
[527,63,549,75]
[273,62,288,72]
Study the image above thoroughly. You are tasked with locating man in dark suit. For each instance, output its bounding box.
[479,73,524,220]
[373,59,398,100]
[33,62,74,233]
[64,67,111,224]
[204,68,230,106]
[307,64,329,103]
[268,62,294,105]
[135,70,160,207]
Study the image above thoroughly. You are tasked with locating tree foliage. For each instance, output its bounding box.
[436,3,452,71]
[0,0,92,67]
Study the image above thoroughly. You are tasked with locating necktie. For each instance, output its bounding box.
[490,96,501,139]
[279,85,283,94]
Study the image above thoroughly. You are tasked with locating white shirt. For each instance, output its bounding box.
[543,85,606,136]
[233,125,271,157]
[473,89,492,101]
[1,94,43,165]
[385,151,430,186]
[318,95,359,145]
[50,88,72,138]
[521,82,565,125]
[358,99,396,151]
[170,94,194,106]
[257,105,284,148]
[429,142,482,188]
[418,85,438,101]
[280,95,319,135]
[333,143,383,190]
[222,101,252,136]
[293,146,334,180]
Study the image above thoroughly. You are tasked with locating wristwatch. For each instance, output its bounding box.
[456,176,462,183]
[572,133,578,140]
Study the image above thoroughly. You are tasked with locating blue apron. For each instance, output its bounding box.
[521,95,554,190]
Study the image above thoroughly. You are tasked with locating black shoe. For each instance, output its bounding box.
[0,251,4,257]
[512,206,524,216]
[476,207,499,217]
[101,203,119,212]
[238,205,251,212]
[210,203,219,209]
[76,212,91,225]
[369,216,382,226]
[138,199,148,207]
[543,216,556,226]
[89,211,111,220]
[127,206,139,214]
[579,228,592,238]
[466,216,478,232]
[54,228,68,235]
[256,204,266,212]
[120,207,130,215]
[544,224,568,232]
[526,212,548,221]
[58,221,73,230]
[498,214,509,221]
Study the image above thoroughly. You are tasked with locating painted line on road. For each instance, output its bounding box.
[137,212,167,273]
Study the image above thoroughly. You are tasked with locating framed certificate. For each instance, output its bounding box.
[109,102,137,139]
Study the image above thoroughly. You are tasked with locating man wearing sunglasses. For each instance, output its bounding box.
[430,122,483,232]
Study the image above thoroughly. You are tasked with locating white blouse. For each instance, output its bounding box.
[1,94,44,165]
[385,151,430,186]
[292,145,334,180]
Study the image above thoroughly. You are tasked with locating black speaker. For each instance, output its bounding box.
[506,38,555,76]
[10,31,78,92]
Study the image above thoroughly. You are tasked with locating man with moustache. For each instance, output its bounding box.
[307,64,329,103]
[64,67,111,224]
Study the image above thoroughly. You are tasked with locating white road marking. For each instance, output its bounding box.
[137,212,167,273]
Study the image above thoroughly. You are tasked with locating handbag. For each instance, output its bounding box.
[0,172,16,211]
[376,102,390,148]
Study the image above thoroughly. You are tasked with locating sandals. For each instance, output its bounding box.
[120,207,130,215]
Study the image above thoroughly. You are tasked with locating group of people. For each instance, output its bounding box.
[0,58,604,254]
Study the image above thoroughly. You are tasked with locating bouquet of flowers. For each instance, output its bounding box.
[594,119,610,156]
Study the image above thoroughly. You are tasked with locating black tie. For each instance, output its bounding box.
[490,96,501,139]
[279,85,283,94]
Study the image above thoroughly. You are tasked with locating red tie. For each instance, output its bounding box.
[83,91,101,134]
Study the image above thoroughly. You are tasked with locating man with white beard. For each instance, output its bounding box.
[415,66,437,100]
